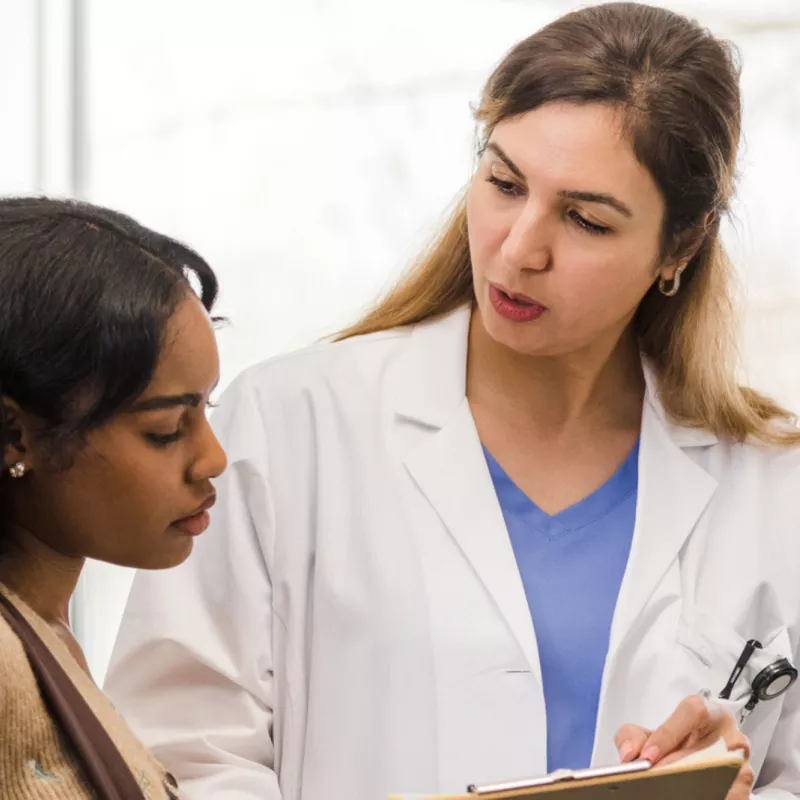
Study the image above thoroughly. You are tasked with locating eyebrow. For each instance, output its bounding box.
[130,393,204,412]
[484,142,634,219]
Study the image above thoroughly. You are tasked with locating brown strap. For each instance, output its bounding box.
[0,592,146,800]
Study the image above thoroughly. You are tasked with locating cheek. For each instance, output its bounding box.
[466,189,508,273]
[44,448,182,560]
[553,239,657,316]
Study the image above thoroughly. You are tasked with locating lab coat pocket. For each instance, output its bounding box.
[675,608,793,768]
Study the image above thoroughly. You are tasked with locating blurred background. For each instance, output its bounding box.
[1,0,798,682]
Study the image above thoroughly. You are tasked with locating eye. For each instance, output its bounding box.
[487,175,523,197]
[145,430,182,447]
[569,209,611,235]
[146,401,217,445]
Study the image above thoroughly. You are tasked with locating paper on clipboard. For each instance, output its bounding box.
[388,739,745,800]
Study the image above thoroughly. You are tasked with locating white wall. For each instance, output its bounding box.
[0,2,38,192]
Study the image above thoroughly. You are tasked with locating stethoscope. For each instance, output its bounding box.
[718,638,798,720]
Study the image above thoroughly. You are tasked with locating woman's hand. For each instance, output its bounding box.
[615,695,755,800]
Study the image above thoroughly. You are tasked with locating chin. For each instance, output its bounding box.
[130,536,195,571]
[93,526,196,571]
[479,306,554,356]
[155,538,195,570]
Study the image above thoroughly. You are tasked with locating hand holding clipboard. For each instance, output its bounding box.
[390,638,800,800]
[390,692,757,800]
[390,739,745,800]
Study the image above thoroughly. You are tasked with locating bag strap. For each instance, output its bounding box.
[0,592,146,800]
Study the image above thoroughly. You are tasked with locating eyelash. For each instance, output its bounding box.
[568,210,610,236]
[487,175,523,197]
[146,431,182,447]
[486,175,611,236]
[145,400,219,448]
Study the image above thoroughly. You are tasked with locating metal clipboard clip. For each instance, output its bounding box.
[467,760,653,795]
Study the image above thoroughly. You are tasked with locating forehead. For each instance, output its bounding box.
[489,102,663,215]
[142,295,219,398]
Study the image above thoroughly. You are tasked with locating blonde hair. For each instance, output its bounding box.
[338,2,799,445]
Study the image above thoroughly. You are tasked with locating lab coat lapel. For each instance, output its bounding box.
[394,307,541,681]
[404,398,541,680]
[605,371,719,665]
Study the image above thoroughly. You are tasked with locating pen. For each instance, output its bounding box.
[719,639,761,700]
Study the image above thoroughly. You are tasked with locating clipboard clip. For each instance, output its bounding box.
[467,760,653,795]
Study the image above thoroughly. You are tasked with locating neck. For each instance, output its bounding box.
[0,523,84,627]
[466,310,645,438]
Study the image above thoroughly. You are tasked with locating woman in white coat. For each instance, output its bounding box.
[105,3,800,799]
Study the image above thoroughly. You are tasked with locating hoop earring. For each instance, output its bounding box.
[8,462,27,479]
[659,266,685,297]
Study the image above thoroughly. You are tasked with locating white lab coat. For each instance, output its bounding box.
[105,305,800,800]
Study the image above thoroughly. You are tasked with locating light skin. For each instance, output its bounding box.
[465,101,751,796]
[466,103,674,515]
[0,294,227,672]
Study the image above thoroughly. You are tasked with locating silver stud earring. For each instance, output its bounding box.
[9,462,27,479]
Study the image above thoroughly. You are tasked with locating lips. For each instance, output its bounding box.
[494,284,542,306]
[171,493,217,537]
[488,282,548,323]
[178,493,216,521]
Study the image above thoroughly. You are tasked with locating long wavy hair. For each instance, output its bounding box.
[338,2,798,445]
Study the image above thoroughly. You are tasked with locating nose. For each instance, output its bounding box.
[500,200,553,273]
[189,417,228,484]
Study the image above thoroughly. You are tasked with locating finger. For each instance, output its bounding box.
[655,748,697,768]
[614,724,650,763]
[723,728,751,762]
[724,730,754,800]
[641,695,722,764]
[658,731,751,772]
[727,763,755,800]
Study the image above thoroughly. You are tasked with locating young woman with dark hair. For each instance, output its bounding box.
[0,197,227,799]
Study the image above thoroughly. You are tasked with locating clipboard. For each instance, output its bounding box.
[388,747,744,800]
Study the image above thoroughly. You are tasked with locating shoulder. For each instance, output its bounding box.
[0,609,18,664]
[0,605,36,703]
[700,434,800,538]
[217,325,416,425]
[224,306,470,412]
[710,426,800,485]
[211,325,416,456]
[246,326,412,394]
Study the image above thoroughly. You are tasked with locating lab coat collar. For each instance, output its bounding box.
[392,305,472,430]
[394,303,719,450]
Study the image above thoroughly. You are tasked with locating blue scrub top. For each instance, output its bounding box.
[484,441,639,770]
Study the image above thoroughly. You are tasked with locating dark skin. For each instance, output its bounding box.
[0,294,227,673]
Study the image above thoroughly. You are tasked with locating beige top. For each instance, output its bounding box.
[0,584,176,799]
